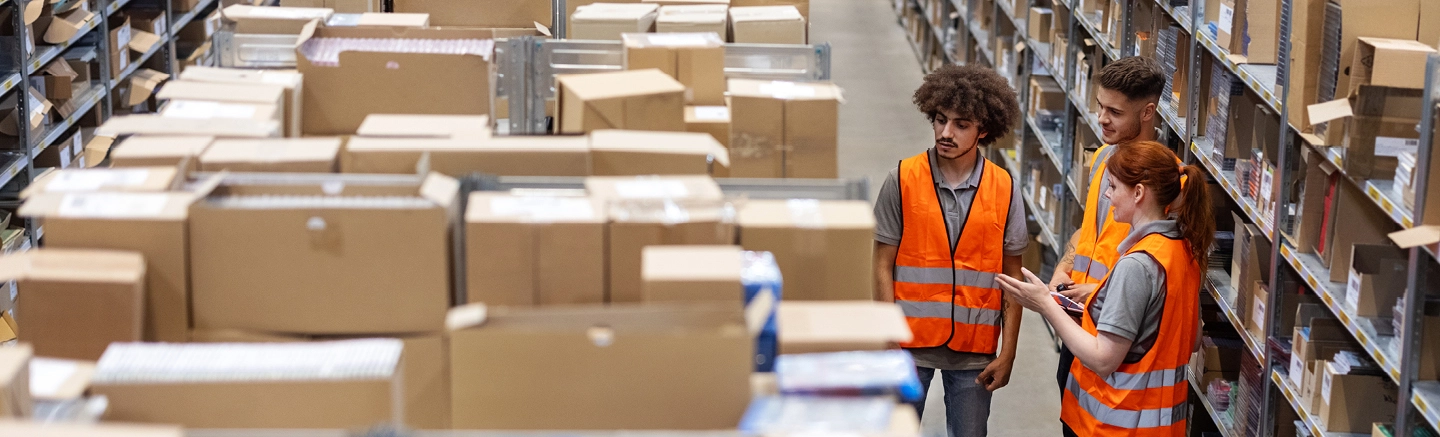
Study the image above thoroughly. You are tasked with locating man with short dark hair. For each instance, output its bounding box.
[873,64,1027,437]
[1047,56,1165,437]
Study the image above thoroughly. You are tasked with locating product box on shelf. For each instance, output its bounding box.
[3,249,144,361]
[1289,313,1348,385]
[730,6,805,44]
[777,301,911,354]
[656,4,729,38]
[1348,37,1434,93]
[1316,361,1397,434]
[728,78,842,178]
[685,104,731,148]
[571,3,660,40]
[642,245,744,302]
[465,192,606,307]
[197,137,342,173]
[19,186,211,343]
[1292,146,1334,253]
[1242,0,1279,63]
[1028,7,1053,44]
[622,32,725,105]
[1028,76,1065,121]
[189,173,457,335]
[586,175,731,302]
[1345,243,1407,318]
[93,340,404,428]
[737,199,874,301]
[392,0,549,28]
[557,69,687,135]
[447,303,752,429]
[1319,176,1396,282]
[343,135,591,177]
[39,61,77,101]
[589,129,729,176]
[178,67,305,138]
[1332,85,1423,180]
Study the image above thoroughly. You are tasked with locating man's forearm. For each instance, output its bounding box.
[1052,230,1081,283]
[1001,255,1023,359]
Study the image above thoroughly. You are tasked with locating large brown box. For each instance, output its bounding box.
[685,105,730,148]
[5,249,145,361]
[728,79,841,178]
[392,0,550,28]
[586,176,730,302]
[1346,244,1408,318]
[296,27,511,136]
[197,138,342,173]
[1317,361,1397,433]
[557,69,687,134]
[622,32,726,105]
[777,301,911,354]
[189,173,457,335]
[1319,162,1397,282]
[177,67,305,138]
[641,245,744,302]
[729,5,805,44]
[108,136,214,170]
[19,190,209,343]
[589,129,729,176]
[448,304,752,429]
[737,199,874,300]
[343,136,590,177]
[465,193,606,307]
[655,4,728,38]
[571,3,659,40]
[730,0,809,19]
[92,340,404,428]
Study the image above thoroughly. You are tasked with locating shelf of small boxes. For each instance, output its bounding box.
[1193,21,1282,112]
[1191,138,1276,242]
[1155,0,1190,34]
[1313,143,1419,229]
[1271,370,1371,437]
[1278,243,1404,382]
[1071,3,1119,61]
[1203,268,1265,358]
[1189,370,1237,437]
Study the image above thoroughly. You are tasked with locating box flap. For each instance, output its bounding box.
[557,69,686,101]
[356,12,429,27]
[99,115,281,138]
[28,357,96,401]
[419,172,460,207]
[728,78,844,101]
[201,138,343,164]
[25,167,179,196]
[777,301,914,345]
[584,175,723,200]
[641,245,743,281]
[0,248,145,284]
[111,136,215,160]
[19,190,199,220]
[127,30,161,53]
[1389,226,1440,248]
[590,129,728,166]
[356,114,491,139]
[466,192,604,223]
[729,5,803,22]
[126,69,170,107]
[155,80,286,105]
[44,8,94,44]
[347,135,589,153]
[1308,99,1353,125]
[42,60,77,79]
[737,199,876,228]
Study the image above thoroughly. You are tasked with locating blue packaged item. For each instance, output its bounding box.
[738,396,895,433]
[743,251,782,372]
[774,350,924,402]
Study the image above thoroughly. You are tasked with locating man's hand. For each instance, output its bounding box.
[976,355,1014,391]
[1060,283,1099,302]
[1049,274,1073,293]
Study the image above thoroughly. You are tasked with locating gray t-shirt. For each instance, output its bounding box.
[873,149,1029,370]
[1088,220,1180,362]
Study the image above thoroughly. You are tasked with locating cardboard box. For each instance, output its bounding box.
[685,105,730,148]
[0,344,31,417]
[160,100,278,123]
[776,301,911,354]
[25,166,178,196]
[1342,85,1423,179]
[448,303,752,429]
[1244,0,1279,63]
[641,245,744,302]
[46,8,94,45]
[28,356,96,402]
[357,114,491,139]
[737,199,874,300]
[5,249,144,361]
[20,189,209,343]
[465,193,606,306]
[198,137,342,172]
[728,79,842,178]
[296,26,502,136]
[1346,244,1408,317]
[342,135,590,176]
[356,12,429,27]
[623,32,726,105]
[730,5,805,44]
[645,0,730,5]
[557,69,686,134]
[1319,179,1394,281]
[98,115,281,138]
[40,60,77,101]
[586,176,730,301]
[156,80,286,125]
[93,340,404,428]
[222,5,333,34]
[589,129,729,176]
[109,17,131,80]
[571,3,659,40]
[122,68,168,109]
[109,135,214,170]
[656,4,728,38]
[1335,0,1423,102]
[0,88,51,137]
[1317,361,1397,433]
[178,67,305,138]
[585,175,724,200]
[731,0,809,18]
[1349,37,1435,93]
[0,420,181,437]
[392,0,550,28]
[1029,75,1065,118]
[189,173,457,334]
[1028,7,1053,43]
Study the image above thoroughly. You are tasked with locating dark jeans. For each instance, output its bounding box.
[909,366,992,437]
[1058,345,1078,437]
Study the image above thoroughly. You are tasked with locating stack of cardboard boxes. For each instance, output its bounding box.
[564,1,807,43]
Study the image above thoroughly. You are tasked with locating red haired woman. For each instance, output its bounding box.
[996,140,1212,437]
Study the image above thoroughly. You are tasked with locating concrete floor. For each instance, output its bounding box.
[810,1,1063,435]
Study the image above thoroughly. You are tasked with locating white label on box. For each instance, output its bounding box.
[1321,366,1335,404]
[1290,353,1305,387]
[1346,267,1363,311]
[205,14,219,36]
[57,193,168,218]
[117,26,131,48]
[1218,4,1235,33]
[759,81,817,100]
[118,51,129,71]
[787,198,825,228]
[213,103,258,119]
[489,197,595,221]
[46,168,150,192]
[1375,137,1420,158]
[1252,296,1266,332]
[59,145,71,169]
[29,358,78,399]
[646,33,711,47]
[612,180,690,199]
[164,101,243,119]
[1038,186,1049,207]
[1260,166,1274,204]
[692,106,729,121]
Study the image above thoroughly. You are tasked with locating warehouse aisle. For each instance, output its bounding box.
[811,1,1063,435]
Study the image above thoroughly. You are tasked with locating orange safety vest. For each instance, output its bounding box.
[894,151,1011,354]
[1071,144,1131,284]
[1060,232,1200,437]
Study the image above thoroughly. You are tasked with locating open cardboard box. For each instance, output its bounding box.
[197,137,342,172]
[3,249,145,361]
[465,192,606,307]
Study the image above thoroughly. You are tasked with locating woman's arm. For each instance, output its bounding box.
[996,268,1135,379]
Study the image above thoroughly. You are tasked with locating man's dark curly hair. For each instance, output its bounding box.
[912,64,1020,146]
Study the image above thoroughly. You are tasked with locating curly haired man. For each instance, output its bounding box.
[873,64,1027,437]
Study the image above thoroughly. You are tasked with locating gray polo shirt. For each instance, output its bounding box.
[873,148,1028,370]
[1088,220,1180,362]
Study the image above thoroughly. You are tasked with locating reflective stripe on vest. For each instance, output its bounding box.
[1066,377,1187,429]
[1102,364,1188,391]
[1072,255,1110,282]
[894,266,998,288]
[896,300,1003,326]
